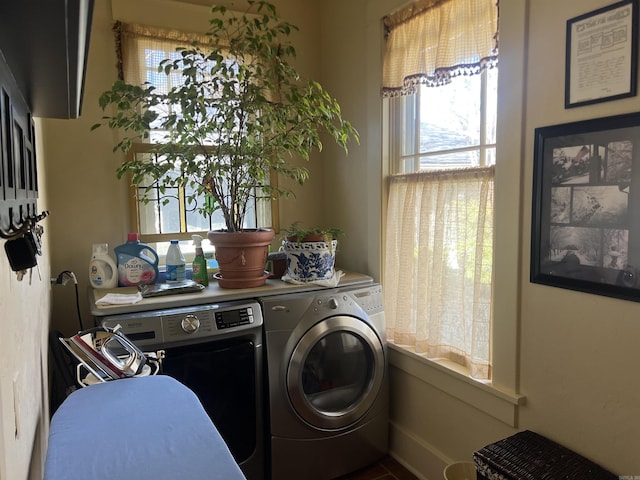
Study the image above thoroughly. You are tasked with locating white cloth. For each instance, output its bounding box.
[281,270,344,287]
[95,292,143,306]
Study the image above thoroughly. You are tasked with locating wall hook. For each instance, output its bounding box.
[0,210,49,239]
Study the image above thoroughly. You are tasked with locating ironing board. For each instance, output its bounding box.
[44,375,247,480]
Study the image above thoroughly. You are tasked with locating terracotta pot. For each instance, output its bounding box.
[208,229,275,288]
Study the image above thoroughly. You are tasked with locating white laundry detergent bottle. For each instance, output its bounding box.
[89,243,118,289]
[165,239,186,283]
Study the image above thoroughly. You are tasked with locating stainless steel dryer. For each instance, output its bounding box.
[260,283,388,480]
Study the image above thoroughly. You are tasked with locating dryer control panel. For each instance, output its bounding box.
[343,283,384,315]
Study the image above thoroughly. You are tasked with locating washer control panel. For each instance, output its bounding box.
[180,314,201,334]
[100,300,263,348]
[215,306,255,329]
[163,308,216,340]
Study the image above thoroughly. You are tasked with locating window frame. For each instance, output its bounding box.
[384,68,497,379]
[377,0,526,422]
[125,143,279,244]
[118,25,280,244]
[392,69,497,175]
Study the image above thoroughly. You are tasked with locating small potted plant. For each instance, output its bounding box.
[283,222,344,244]
[92,0,358,288]
[281,222,343,283]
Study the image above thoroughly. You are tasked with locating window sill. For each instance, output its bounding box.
[388,343,526,427]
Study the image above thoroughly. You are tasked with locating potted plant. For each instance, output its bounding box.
[92,0,358,288]
[281,222,343,283]
[282,222,343,244]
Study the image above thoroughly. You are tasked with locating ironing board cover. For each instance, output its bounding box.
[44,375,246,480]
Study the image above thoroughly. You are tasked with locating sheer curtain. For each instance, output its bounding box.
[385,167,494,379]
[382,0,498,380]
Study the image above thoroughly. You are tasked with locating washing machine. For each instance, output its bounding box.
[260,283,388,480]
[98,300,265,480]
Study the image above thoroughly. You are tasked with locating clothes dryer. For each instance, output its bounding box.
[260,283,388,480]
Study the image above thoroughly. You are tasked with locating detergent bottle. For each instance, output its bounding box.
[165,239,186,283]
[191,234,209,287]
[114,233,159,287]
[88,243,118,289]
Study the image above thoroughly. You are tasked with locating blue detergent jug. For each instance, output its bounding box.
[114,233,159,287]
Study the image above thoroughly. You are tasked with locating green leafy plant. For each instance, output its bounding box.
[282,221,343,243]
[92,0,359,232]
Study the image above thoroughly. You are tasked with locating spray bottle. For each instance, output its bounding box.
[191,234,209,286]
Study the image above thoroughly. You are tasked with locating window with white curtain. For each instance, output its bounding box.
[114,22,274,247]
[382,0,498,380]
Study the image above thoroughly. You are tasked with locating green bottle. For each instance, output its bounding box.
[191,234,209,287]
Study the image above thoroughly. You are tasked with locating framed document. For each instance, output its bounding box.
[565,0,638,108]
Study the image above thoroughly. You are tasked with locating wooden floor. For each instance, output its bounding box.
[336,456,420,480]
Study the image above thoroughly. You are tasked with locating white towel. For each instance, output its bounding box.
[95,292,143,306]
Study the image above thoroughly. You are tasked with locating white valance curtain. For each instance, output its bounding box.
[114,22,212,84]
[382,0,499,96]
[385,168,494,379]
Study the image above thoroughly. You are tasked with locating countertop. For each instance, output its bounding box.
[89,270,374,318]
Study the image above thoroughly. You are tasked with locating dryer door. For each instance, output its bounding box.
[286,315,385,430]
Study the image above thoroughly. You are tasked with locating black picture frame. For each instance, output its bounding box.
[531,112,640,302]
[565,0,638,108]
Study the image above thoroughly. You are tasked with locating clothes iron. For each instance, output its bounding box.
[60,325,163,386]
[93,326,147,377]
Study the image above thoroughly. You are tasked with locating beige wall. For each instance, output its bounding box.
[44,0,327,335]
[6,0,640,477]
[316,0,640,477]
[43,0,129,336]
[319,0,386,280]
[520,0,640,472]
[0,119,51,479]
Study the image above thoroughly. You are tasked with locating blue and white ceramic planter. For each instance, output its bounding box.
[282,240,337,282]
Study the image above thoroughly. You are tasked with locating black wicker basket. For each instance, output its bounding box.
[473,430,617,480]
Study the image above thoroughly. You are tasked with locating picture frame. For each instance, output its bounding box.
[565,0,638,108]
[531,112,640,302]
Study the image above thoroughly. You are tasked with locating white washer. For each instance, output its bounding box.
[260,283,388,480]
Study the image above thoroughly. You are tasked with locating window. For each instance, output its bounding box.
[393,70,497,173]
[382,0,498,380]
[126,145,273,245]
[116,22,275,246]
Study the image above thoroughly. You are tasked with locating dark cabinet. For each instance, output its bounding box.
[0,0,94,119]
[0,0,94,236]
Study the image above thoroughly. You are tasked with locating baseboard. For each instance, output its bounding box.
[388,420,451,480]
